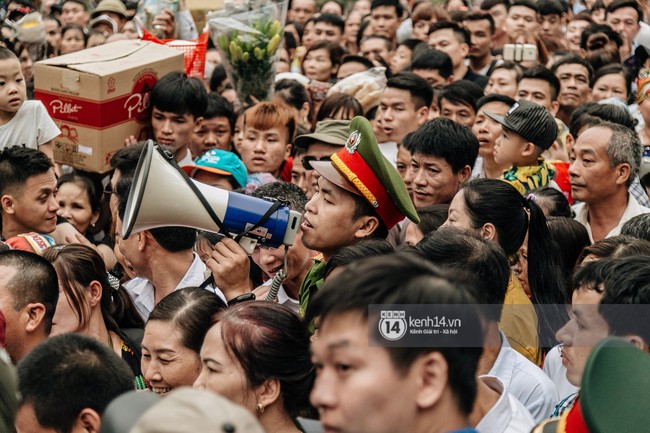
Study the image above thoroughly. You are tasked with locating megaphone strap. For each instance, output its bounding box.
[162,146,234,239]
[234,199,286,244]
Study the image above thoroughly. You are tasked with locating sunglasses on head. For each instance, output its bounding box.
[301,155,331,170]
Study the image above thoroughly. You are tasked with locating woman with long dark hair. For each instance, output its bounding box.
[444,178,568,359]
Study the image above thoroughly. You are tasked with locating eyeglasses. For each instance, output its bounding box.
[301,155,331,170]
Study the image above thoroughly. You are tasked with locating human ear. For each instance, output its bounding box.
[256,378,282,411]
[87,280,103,308]
[71,408,101,433]
[413,352,448,409]
[481,222,497,241]
[1,194,15,214]
[24,303,46,333]
[354,215,381,240]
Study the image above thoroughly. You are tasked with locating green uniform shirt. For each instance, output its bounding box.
[298,257,327,325]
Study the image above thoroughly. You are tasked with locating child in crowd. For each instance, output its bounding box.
[0,47,60,164]
[486,99,559,195]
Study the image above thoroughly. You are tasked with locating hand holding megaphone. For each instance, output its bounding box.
[121,141,303,255]
[205,237,253,299]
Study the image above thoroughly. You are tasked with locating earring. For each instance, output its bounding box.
[257,403,265,414]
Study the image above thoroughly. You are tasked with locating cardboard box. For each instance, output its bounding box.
[187,0,223,33]
[34,40,185,173]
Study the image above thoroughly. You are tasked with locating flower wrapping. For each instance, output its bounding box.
[208,0,288,106]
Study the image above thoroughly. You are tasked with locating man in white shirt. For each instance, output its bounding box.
[415,229,557,423]
[570,123,650,242]
[116,180,220,321]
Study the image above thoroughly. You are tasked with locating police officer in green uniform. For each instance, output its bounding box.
[298,116,419,319]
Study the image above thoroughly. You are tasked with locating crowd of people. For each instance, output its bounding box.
[1,0,650,431]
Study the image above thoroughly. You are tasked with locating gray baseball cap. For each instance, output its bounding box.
[485,99,558,150]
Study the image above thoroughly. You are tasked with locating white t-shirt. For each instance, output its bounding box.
[0,100,60,150]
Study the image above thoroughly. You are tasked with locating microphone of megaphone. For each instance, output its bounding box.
[121,141,302,254]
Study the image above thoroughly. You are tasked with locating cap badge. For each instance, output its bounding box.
[345,130,361,154]
[507,102,520,116]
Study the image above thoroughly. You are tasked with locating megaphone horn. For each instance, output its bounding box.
[121,141,302,254]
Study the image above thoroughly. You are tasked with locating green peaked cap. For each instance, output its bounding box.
[581,337,650,433]
[312,116,419,228]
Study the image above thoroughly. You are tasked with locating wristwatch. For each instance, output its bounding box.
[227,293,256,307]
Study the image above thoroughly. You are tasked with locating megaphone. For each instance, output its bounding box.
[121,141,302,254]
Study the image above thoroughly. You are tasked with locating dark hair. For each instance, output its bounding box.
[528,187,572,217]
[538,0,564,16]
[398,38,426,53]
[586,48,621,72]
[570,257,611,295]
[116,177,197,252]
[324,239,395,277]
[209,63,229,93]
[408,117,479,173]
[598,256,650,345]
[213,302,315,417]
[428,21,471,46]
[109,142,145,178]
[370,0,403,17]
[275,79,313,115]
[577,235,650,263]
[520,65,561,101]
[490,61,524,82]
[304,40,345,79]
[17,333,134,433]
[546,217,591,296]
[605,0,643,22]
[475,183,568,351]
[551,54,595,87]
[592,64,632,102]
[465,11,495,33]
[204,93,235,133]
[313,12,345,33]
[568,102,599,136]
[57,172,101,215]
[480,0,511,11]
[476,94,516,110]
[386,72,434,108]
[415,228,510,322]
[316,93,363,122]
[411,48,454,79]
[579,24,622,50]
[360,33,392,52]
[148,287,226,353]
[350,193,389,240]
[621,214,650,241]
[60,23,88,46]
[339,54,375,70]
[150,71,208,119]
[42,244,144,333]
[307,253,483,415]
[438,80,483,113]
[0,250,58,335]
[411,204,449,237]
[0,146,53,197]
[508,0,538,14]
[460,179,568,329]
[252,181,308,213]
